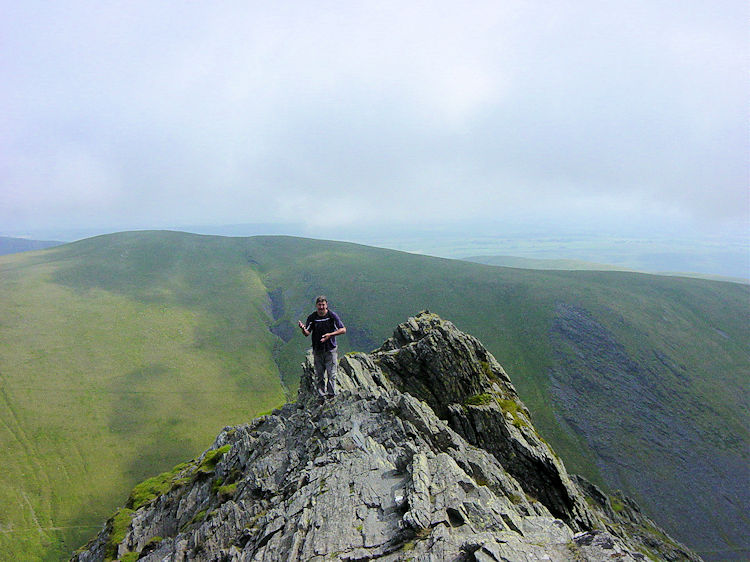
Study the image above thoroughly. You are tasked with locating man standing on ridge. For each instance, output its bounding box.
[298,296,346,398]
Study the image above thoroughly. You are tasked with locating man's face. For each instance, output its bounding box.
[316,300,328,316]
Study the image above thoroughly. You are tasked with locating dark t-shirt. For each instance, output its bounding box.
[305,310,344,353]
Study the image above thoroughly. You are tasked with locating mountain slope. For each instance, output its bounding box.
[0,235,63,255]
[0,231,746,560]
[0,233,286,560]
[73,313,698,561]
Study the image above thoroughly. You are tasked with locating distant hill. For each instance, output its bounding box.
[464,253,749,284]
[0,231,747,560]
[464,254,630,271]
[0,235,63,255]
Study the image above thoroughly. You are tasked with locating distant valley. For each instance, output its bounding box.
[463,254,749,284]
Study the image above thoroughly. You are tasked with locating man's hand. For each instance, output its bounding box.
[298,320,310,336]
[320,326,345,343]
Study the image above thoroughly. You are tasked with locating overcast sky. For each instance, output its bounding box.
[2,1,747,242]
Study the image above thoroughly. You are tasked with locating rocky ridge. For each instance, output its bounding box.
[73,312,699,561]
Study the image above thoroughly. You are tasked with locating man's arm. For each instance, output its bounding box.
[298,320,311,337]
[320,313,346,342]
[320,324,346,343]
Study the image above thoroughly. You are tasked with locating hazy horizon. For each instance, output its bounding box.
[2,220,747,280]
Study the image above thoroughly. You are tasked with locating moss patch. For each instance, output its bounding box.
[479,360,501,383]
[497,398,530,428]
[104,507,134,561]
[190,509,208,526]
[509,493,524,505]
[464,392,530,429]
[148,535,163,542]
[127,462,192,510]
[218,482,238,500]
[195,445,232,476]
[465,393,494,406]
[611,496,625,513]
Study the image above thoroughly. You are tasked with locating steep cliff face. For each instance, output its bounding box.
[73,312,698,561]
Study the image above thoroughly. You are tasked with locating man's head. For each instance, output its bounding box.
[315,296,328,316]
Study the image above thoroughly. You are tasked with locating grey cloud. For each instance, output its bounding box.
[1,1,746,237]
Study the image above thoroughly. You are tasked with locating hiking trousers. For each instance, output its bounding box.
[313,350,337,397]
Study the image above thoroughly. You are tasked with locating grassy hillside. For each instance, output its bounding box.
[0,233,286,559]
[0,231,747,560]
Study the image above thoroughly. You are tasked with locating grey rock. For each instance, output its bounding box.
[72,312,698,561]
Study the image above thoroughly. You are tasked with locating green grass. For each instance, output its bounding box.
[217,482,238,499]
[195,445,232,476]
[611,497,625,513]
[496,399,530,428]
[464,393,529,428]
[0,233,284,560]
[465,393,494,406]
[126,462,192,510]
[106,508,134,560]
[0,231,747,559]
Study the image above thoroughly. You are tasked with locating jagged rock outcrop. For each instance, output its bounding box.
[73,312,699,561]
